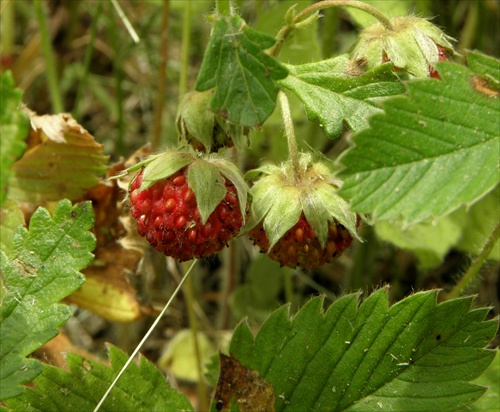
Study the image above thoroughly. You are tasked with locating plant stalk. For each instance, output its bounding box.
[270,0,393,57]
[278,91,301,183]
[73,1,103,116]
[178,0,191,97]
[34,0,64,113]
[152,0,170,151]
[93,260,198,412]
[448,220,500,299]
[216,0,232,16]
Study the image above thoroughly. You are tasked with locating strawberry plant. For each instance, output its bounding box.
[1,1,499,411]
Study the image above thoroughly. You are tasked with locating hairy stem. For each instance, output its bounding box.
[270,0,392,57]
[152,0,170,151]
[448,221,500,299]
[278,91,301,183]
[34,0,64,113]
[216,0,232,17]
[93,260,198,412]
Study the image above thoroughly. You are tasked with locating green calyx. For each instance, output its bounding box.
[129,149,248,225]
[176,89,248,153]
[247,153,360,249]
[352,16,456,77]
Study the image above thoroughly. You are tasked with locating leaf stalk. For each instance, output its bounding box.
[448,220,500,299]
[270,0,393,57]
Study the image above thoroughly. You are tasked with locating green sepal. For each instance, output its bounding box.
[264,186,302,249]
[187,160,227,225]
[247,153,360,249]
[209,157,248,225]
[352,16,456,78]
[140,151,194,190]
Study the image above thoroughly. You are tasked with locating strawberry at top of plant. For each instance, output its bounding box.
[352,16,455,78]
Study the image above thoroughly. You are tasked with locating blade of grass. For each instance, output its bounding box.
[93,259,198,412]
[34,0,64,113]
[110,0,140,44]
[73,1,103,116]
[151,0,170,151]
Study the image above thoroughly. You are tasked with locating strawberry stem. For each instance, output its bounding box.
[448,220,500,299]
[278,91,301,183]
[270,0,393,57]
[216,0,233,16]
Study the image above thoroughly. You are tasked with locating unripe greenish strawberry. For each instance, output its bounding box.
[176,90,247,153]
[127,149,248,261]
[352,16,455,78]
[246,153,361,269]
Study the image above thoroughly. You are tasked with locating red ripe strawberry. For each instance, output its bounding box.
[248,214,356,269]
[128,150,247,261]
[246,153,361,269]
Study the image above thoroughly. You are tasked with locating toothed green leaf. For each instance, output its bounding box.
[339,60,500,224]
[229,289,497,412]
[0,200,94,401]
[5,345,194,411]
[279,56,404,138]
[195,15,288,127]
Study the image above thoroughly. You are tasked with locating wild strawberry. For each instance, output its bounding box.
[128,150,248,261]
[246,153,360,269]
[352,16,455,78]
[177,90,247,153]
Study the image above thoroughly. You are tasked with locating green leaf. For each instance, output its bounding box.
[338,61,500,223]
[374,215,463,268]
[0,200,95,401]
[465,350,500,411]
[195,16,288,127]
[5,345,194,411]
[229,289,497,412]
[231,254,287,323]
[467,50,500,85]
[0,71,29,206]
[279,57,405,138]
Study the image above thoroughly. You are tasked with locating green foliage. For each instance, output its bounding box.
[339,55,500,223]
[4,345,194,412]
[279,57,405,137]
[228,289,497,412]
[0,71,29,206]
[0,200,95,401]
[195,15,288,127]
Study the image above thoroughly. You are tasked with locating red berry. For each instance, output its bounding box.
[248,214,356,269]
[130,167,244,261]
